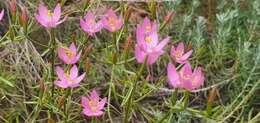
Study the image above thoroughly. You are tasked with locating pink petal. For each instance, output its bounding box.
[180,62,193,76]
[69,42,77,53]
[154,37,170,51]
[75,50,82,63]
[70,65,78,79]
[39,3,48,16]
[176,42,184,55]
[135,45,146,63]
[0,9,4,21]
[167,63,180,88]
[147,50,164,65]
[55,66,66,81]
[142,17,151,29]
[98,97,107,110]
[192,67,204,89]
[69,82,80,88]
[55,15,67,25]
[53,4,61,22]
[57,47,70,64]
[90,89,100,101]
[178,50,193,62]
[54,80,69,88]
[107,9,117,19]
[83,108,103,117]
[35,14,48,27]
[81,96,90,108]
[74,73,85,84]
[85,11,94,20]
[80,18,88,32]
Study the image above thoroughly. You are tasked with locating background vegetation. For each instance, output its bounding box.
[0,0,259,122]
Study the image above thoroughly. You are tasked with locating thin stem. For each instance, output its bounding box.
[124,57,147,123]
[183,90,190,109]
[64,88,72,122]
[50,29,56,98]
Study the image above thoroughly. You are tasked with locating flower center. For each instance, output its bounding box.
[108,17,116,30]
[145,36,152,43]
[65,49,75,59]
[65,72,73,84]
[182,74,191,80]
[87,19,94,25]
[175,50,182,58]
[89,100,99,112]
[47,11,53,17]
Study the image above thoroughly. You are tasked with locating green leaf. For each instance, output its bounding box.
[0,76,14,87]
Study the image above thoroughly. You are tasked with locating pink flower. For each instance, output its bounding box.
[58,43,82,64]
[80,11,103,36]
[54,65,85,88]
[167,62,204,90]
[135,18,169,65]
[0,9,4,21]
[35,3,67,28]
[101,9,123,32]
[81,89,107,117]
[171,42,192,64]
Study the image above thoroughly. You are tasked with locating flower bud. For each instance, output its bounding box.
[84,43,94,55]
[9,0,16,15]
[19,7,28,33]
[187,41,193,51]
[39,80,45,98]
[9,0,17,22]
[164,10,175,25]
[84,59,92,73]
[58,95,66,109]
[123,35,132,50]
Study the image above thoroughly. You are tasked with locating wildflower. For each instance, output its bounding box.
[54,65,85,88]
[0,9,4,21]
[167,62,204,90]
[171,42,193,64]
[80,11,102,36]
[35,3,67,28]
[58,43,82,64]
[81,89,107,117]
[101,9,123,32]
[135,18,169,65]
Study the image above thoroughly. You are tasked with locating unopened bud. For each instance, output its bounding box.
[84,43,94,55]
[39,80,45,97]
[84,59,92,73]
[187,41,193,51]
[125,7,132,22]
[9,0,16,14]
[20,7,28,33]
[58,95,65,109]
[164,10,175,25]
[123,35,132,50]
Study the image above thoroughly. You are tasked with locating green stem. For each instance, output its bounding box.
[183,90,190,109]
[50,29,56,98]
[64,88,72,122]
[124,57,147,123]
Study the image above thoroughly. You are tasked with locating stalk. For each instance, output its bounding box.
[50,29,56,98]
[123,57,147,123]
[64,88,72,122]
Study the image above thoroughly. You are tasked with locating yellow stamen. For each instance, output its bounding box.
[47,11,53,16]
[65,49,75,59]
[145,36,152,43]
[89,100,99,112]
[108,17,117,30]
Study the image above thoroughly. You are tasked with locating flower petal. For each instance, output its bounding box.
[55,66,66,81]
[176,42,184,55]
[70,65,78,79]
[154,36,170,51]
[0,9,4,21]
[135,44,146,63]
[98,97,107,110]
[54,80,68,88]
[167,63,180,88]
[53,4,61,22]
